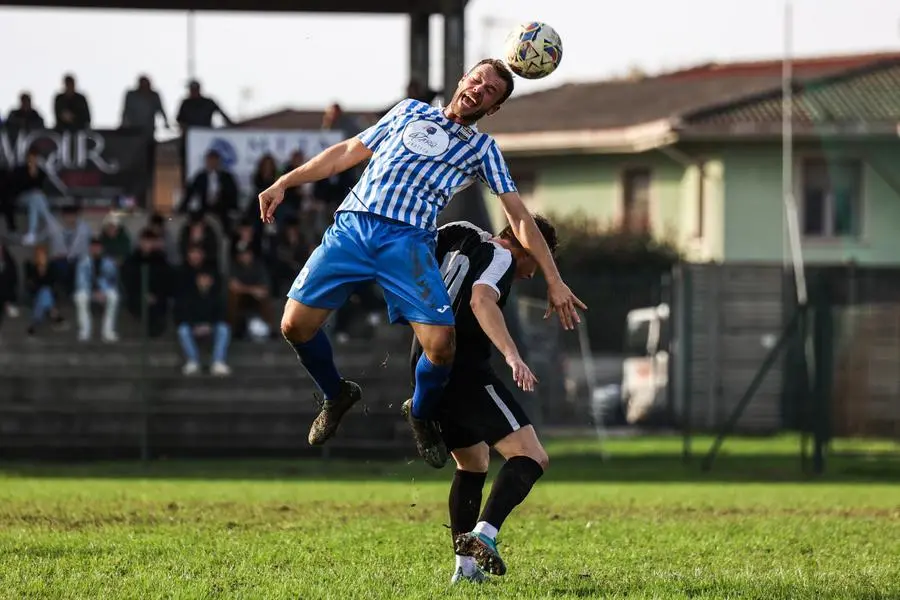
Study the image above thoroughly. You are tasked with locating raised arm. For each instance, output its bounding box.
[498,191,587,330]
[258,139,372,223]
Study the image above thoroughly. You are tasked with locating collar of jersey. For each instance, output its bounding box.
[433,103,480,136]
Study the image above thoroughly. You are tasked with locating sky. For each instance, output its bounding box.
[0,0,898,130]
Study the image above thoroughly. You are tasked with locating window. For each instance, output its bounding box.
[801,159,862,238]
[622,168,652,232]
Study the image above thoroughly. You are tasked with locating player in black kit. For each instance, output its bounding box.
[404,216,559,584]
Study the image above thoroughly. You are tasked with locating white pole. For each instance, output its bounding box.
[187,11,197,81]
[782,0,807,306]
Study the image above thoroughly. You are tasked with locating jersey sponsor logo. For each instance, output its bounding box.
[402,119,450,157]
[439,250,470,305]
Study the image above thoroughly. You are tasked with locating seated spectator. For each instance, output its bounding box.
[0,242,20,337]
[53,74,91,131]
[175,261,231,376]
[181,149,239,235]
[146,211,181,265]
[122,229,172,338]
[45,204,92,295]
[178,211,219,270]
[98,212,132,266]
[271,217,313,295]
[0,165,13,235]
[8,147,52,245]
[6,92,46,134]
[229,217,261,263]
[73,237,119,342]
[280,150,307,216]
[24,244,66,336]
[227,242,272,338]
[333,283,384,345]
[247,153,285,221]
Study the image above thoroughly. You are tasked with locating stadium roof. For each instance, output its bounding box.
[0,0,462,12]
[477,51,900,154]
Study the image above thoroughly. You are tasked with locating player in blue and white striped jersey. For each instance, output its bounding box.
[258,58,585,468]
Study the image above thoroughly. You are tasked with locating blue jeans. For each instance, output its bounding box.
[177,322,231,364]
[32,286,55,324]
[18,189,51,237]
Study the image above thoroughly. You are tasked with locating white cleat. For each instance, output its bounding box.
[450,567,488,585]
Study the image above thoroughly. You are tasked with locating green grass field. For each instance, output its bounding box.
[1,436,899,599]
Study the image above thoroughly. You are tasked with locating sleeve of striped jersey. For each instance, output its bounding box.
[472,245,515,300]
[357,100,408,151]
[478,140,518,196]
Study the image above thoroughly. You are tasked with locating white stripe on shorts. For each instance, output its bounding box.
[485,384,520,432]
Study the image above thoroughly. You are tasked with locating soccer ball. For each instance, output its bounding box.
[503,21,563,80]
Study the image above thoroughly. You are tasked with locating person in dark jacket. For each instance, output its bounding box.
[53,74,91,131]
[122,228,172,338]
[175,244,230,376]
[23,244,66,336]
[0,243,20,335]
[180,149,238,235]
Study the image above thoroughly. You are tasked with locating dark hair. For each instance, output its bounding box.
[499,214,558,256]
[471,58,515,105]
[139,227,158,241]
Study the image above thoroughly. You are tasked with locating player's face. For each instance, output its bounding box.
[512,250,538,280]
[449,65,507,121]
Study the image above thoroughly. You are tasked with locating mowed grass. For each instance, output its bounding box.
[1,436,899,599]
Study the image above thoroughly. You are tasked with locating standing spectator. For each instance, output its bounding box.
[176,80,233,172]
[181,149,239,235]
[227,243,272,337]
[0,243,20,338]
[53,74,91,131]
[73,237,119,342]
[176,80,233,131]
[321,102,362,138]
[177,211,220,271]
[122,229,172,338]
[24,244,66,336]
[175,245,231,376]
[98,212,132,266]
[6,93,45,134]
[120,75,168,134]
[9,147,52,244]
[45,205,92,295]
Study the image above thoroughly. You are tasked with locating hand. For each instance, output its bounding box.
[544,279,587,331]
[506,353,538,392]
[258,181,285,224]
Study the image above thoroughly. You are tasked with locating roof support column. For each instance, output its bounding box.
[442,0,465,106]
[409,10,430,96]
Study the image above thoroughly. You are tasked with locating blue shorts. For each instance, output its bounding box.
[287,211,454,326]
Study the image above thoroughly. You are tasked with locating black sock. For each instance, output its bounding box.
[449,470,487,542]
[479,456,544,532]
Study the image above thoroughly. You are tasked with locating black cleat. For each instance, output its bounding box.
[401,399,448,469]
[307,379,362,445]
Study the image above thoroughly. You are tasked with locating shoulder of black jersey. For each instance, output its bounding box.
[438,221,493,244]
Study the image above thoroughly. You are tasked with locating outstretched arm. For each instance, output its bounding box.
[470,284,537,391]
[498,191,587,330]
[258,139,372,223]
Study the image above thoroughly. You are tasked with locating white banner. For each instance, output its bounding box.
[185,128,344,204]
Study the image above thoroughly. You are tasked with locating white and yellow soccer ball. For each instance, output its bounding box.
[503,21,563,80]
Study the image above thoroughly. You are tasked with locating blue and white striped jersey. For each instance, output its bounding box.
[335,99,517,232]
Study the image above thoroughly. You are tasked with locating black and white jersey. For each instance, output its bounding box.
[411,221,516,377]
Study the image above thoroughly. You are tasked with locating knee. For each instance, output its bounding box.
[422,326,455,365]
[453,449,490,473]
[280,311,316,343]
[531,447,550,472]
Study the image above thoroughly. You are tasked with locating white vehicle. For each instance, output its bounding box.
[621,303,670,425]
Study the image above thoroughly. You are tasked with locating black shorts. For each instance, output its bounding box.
[436,370,532,451]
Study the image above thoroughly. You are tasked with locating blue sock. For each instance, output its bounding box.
[411,354,452,420]
[287,329,342,401]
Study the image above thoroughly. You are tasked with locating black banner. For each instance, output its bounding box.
[0,127,153,209]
